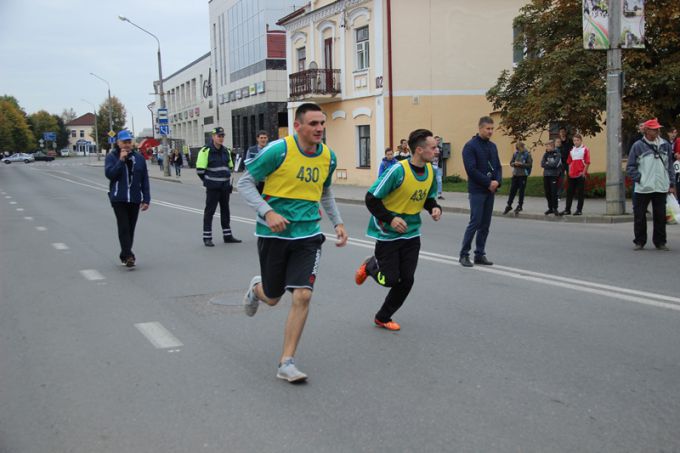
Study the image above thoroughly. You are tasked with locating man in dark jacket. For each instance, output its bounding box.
[459,116,502,267]
[196,127,241,247]
[104,130,150,267]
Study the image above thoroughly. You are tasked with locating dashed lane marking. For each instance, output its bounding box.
[80,269,105,281]
[134,322,183,349]
[16,208,24,211]
[24,216,33,221]
[52,243,69,250]
[35,226,47,231]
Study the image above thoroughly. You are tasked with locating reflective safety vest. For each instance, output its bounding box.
[263,135,331,201]
[196,144,233,190]
[382,159,434,214]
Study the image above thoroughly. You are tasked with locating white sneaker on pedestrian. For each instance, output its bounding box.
[243,276,262,317]
[276,358,308,383]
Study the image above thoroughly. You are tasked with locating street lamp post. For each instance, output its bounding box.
[89,72,114,156]
[81,98,100,160]
[118,15,170,176]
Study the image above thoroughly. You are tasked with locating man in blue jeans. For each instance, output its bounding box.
[459,116,502,267]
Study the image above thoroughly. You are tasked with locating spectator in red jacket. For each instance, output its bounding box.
[561,133,590,216]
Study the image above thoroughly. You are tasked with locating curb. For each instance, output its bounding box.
[334,197,633,224]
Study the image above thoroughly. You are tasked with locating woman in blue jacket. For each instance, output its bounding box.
[105,130,151,267]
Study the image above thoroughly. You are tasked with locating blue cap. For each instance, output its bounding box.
[117,130,134,141]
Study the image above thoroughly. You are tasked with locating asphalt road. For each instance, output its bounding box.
[1,159,679,453]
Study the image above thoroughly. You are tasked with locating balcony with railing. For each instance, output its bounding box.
[289,69,341,102]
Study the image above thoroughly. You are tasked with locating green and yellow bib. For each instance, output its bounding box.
[263,135,331,202]
[382,159,434,214]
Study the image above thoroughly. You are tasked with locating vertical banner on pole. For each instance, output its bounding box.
[583,0,645,50]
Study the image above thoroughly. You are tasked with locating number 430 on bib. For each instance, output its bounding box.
[296,166,320,183]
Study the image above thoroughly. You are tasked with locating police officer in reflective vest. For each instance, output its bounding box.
[196,127,241,246]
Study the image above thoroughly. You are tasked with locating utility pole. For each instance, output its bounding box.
[605,0,625,215]
[119,16,170,176]
[90,72,114,160]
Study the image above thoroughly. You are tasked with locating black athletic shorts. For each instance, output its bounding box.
[257,234,325,298]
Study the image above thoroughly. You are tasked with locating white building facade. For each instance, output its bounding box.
[209,0,297,155]
[156,52,216,151]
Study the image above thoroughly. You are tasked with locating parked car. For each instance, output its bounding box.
[32,151,55,162]
[2,153,34,164]
[59,148,71,157]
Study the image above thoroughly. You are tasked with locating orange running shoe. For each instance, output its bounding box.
[355,256,372,285]
[374,318,401,331]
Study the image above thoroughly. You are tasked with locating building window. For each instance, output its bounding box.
[71,130,76,138]
[512,25,525,66]
[355,26,369,70]
[80,130,85,138]
[357,125,370,168]
[297,47,306,72]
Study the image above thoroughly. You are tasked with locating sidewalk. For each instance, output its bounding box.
[89,161,633,223]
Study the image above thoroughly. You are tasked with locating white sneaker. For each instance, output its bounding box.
[276,358,308,383]
[243,276,262,317]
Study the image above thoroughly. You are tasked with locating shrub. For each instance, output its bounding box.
[443,174,464,183]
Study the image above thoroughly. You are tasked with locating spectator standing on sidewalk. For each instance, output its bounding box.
[459,116,502,268]
[172,149,183,177]
[395,139,411,161]
[434,136,445,200]
[245,130,270,193]
[541,140,562,216]
[504,141,533,215]
[627,118,676,250]
[246,130,269,161]
[561,134,590,216]
[557,128,573,200]
[378,147,398,177]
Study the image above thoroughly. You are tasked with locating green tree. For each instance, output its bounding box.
[487,0,680,141]
[0,97,36,152]
[95,96,126,150]
[53,115,70,150]
[28,110,60,150]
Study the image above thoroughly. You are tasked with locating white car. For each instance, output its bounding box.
[2,153,34,164]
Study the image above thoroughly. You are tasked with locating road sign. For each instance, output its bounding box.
[43,132,57,141]
[159,125,169,136]
[158,108,168,124]
[108,137,116,144]
[108,130,116,138]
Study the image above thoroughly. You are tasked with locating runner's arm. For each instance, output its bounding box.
[320,186,344,227]
[365,192,394,224]
[236,170,273,218]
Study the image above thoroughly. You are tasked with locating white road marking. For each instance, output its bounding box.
[134,322,183,349]
[41,170,680,313]
[80,269,105,281]
[4,196,11,199]
[9,201,16,204]
[52,243,69,250]
[35,226,47,231]
[16,208,24,211]
[24,216,33,221]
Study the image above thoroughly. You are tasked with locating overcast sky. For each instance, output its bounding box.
[0,0,210,134]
